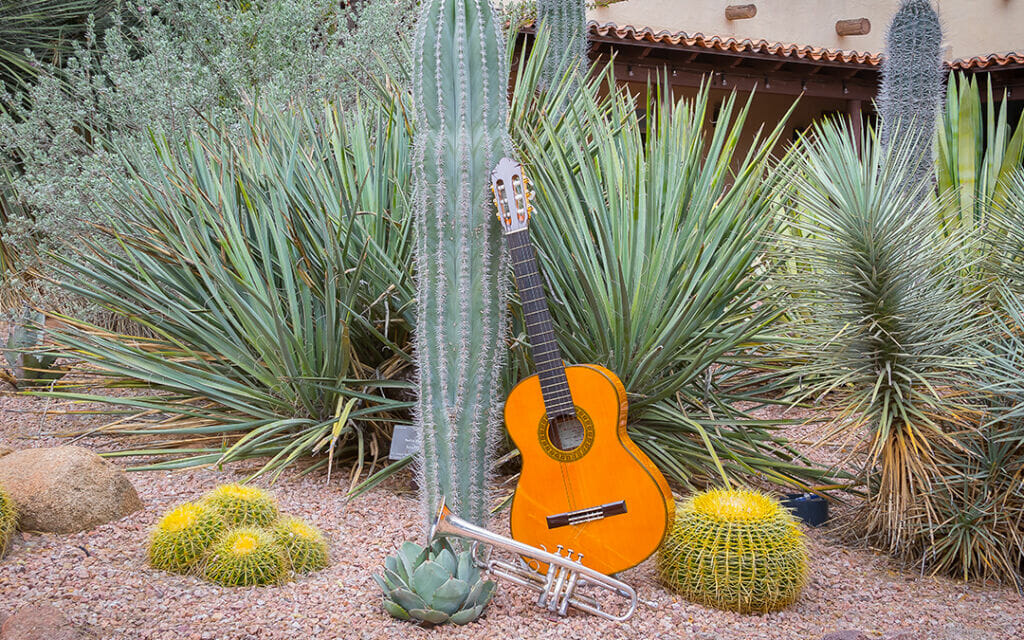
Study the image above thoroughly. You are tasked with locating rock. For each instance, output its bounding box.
[0,446,142,533]
[0,604,94,640]
[0,448,11,459]
[822,632,869,640]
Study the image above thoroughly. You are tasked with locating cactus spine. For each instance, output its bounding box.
[657,489,809,613]
[148,502,224,574]
[536,0,588,89]
[203,528,287,587]
[201,483,278,528]
[272,516,329,573]
[877,0,944,184]
[411,0,512,528]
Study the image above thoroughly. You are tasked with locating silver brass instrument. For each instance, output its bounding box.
[430,498,639,622]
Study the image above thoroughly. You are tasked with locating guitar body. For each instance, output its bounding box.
[505,364,674,576]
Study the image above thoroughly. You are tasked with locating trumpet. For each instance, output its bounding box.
[430,498,639,622]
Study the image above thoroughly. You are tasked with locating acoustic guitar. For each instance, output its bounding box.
[490,157,674,576]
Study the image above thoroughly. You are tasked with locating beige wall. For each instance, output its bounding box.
[590,0,1024,61]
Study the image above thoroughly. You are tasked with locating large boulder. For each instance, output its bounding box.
[0,446,142,533]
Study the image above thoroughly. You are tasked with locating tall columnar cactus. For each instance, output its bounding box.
[411,0,512,528]
[877,0,944,185]
[537,0,587,89]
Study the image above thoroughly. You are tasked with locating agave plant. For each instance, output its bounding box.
[375,538,496,626]
[781,120,988,557]
[38,96,415,483]
[935,73,1024,244]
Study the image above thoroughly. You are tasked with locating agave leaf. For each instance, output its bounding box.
[383,567,407,590]
[382,599,411,621]
[434,548,457,576]
[398,541,425,579]
[456,550,473,580]
[388,587,428,613]
[429,577,470,615]
[408,608,448,625]
[464,578,496,608]
[372,573,389,594]
[449,604,484,625]
[411,560,449,598]
[384,555,403,582]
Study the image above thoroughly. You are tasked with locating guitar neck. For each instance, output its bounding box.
[505,229,575,420]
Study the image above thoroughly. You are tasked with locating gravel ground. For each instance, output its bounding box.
[0,390,1021,640]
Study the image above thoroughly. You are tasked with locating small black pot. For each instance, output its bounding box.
[781,493,829,527]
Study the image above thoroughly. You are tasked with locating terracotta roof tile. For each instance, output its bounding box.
[588,21,881,65]
[587,21,1023,71]
[949,52,1024,69]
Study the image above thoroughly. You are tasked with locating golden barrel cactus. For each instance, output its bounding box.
[272,516,329,574]
[148,501,224,574]
[657,489,809,613]
[0,484,17,559]
[204,528,287,587]
[201,483,278,528]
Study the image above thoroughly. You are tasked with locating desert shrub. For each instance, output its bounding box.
[0,0,416,314]
[42,97,414,480]
[40,31,836,496]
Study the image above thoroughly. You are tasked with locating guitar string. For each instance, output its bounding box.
[508,230,580,514]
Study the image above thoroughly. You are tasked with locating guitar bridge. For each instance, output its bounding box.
[546,501,627,529]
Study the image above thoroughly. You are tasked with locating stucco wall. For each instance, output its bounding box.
[589,0,1023,61]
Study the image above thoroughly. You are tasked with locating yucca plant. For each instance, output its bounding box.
[782,121,987,557]
[37,97,416,483]
[507,49,837,490]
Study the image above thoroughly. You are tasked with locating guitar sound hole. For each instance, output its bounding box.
[548,414,586,452]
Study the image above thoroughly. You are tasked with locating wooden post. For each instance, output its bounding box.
[848,99,863,153]
[836,18,871,36]
[725,4,757,20]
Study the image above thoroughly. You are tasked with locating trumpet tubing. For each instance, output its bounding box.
[430,499,638,622]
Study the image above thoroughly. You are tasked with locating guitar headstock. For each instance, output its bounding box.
[490,157,534,235]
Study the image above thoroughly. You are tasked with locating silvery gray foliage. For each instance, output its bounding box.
[536,0,587,89]
[877,0,944,185]
[411,0,512,529]
[0,0,416,315]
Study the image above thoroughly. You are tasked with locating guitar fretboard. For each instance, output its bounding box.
[506,230,575,421]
